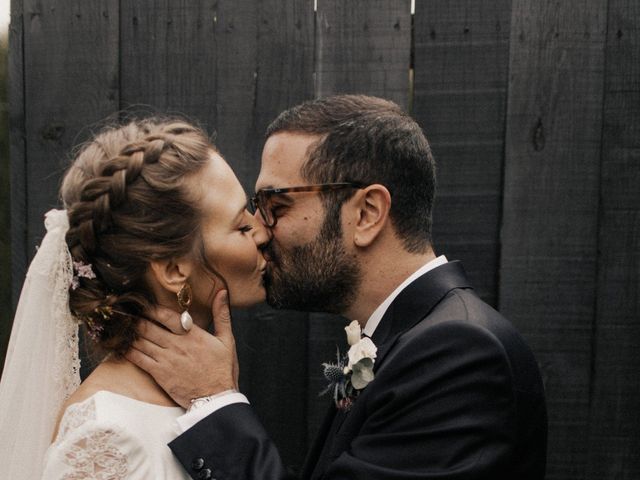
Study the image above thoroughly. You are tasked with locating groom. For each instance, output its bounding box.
[128,95,547,479]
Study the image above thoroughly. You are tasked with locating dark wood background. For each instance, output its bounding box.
[4,1,639,478]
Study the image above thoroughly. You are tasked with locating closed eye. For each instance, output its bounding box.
[271,204,287,217]
[239,225,253,233]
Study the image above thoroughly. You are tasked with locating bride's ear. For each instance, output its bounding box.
[148,257,194,294]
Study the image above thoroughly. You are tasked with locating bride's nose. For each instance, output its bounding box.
[250,213,271,248]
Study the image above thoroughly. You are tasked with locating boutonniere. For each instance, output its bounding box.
[321,320,377,411]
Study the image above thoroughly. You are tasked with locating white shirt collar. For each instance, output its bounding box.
[362,255,448,338]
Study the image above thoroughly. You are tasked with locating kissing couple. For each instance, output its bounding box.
[0,95,547,479]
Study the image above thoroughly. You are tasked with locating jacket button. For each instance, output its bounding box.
[198,468,212,479]
[191,457,205,471]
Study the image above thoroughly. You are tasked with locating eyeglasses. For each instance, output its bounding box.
[250,182,366,227]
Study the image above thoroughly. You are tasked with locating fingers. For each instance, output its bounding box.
[143,304,185,335]
[125,346,160,374]
[137,319,177,348]
[130,335,166,361]
[211,289,233,343]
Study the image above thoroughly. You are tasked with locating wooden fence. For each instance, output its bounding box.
[5,1,639,478]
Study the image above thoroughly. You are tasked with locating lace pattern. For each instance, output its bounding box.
[57,399,97,443]
[61,429,128,480]
[57,399,129,479]
[46,211,81,401]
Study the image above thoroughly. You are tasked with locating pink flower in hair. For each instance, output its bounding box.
[71,259,96,290]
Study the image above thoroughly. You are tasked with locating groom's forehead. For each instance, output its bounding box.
[255,156,304,190]
[256,133,314,190]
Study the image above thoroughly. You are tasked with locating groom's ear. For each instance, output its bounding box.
[148,257,194,294]
[350,184,391,248]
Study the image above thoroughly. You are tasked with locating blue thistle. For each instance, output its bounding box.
[323,363,345,383]
[320,347,354,407]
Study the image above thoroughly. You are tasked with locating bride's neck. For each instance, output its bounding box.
[98,355,179,407]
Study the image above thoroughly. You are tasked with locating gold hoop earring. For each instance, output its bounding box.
[177,283,193,332]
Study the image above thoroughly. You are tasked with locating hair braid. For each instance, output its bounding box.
[72,135,175,254]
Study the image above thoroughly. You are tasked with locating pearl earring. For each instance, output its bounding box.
[177,283,193,332]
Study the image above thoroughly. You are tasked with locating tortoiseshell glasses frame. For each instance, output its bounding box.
[250,182,366,227]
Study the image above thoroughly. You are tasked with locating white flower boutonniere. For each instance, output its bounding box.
[321,320,377,411]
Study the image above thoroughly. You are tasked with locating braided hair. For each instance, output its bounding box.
[61,118,213,356]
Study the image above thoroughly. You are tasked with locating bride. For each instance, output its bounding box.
[0,118,268,478]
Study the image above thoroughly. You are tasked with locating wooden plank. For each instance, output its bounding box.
[211,1,260,192]
[9,0,26,311]
[315,0,411,109]
[2,1,21,372]
[120,0,218,130]
[122,1,314,469]
[413,0,512,307]
[586,1,640,477]
[245,0,315,191]
[500,1,608,478]
[22,0,119,266]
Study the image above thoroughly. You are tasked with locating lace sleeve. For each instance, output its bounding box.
[42,399,152,480]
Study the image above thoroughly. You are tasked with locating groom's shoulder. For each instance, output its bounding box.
[405,287,544,395]
[419,287,522,345]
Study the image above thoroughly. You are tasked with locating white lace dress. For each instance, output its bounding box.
[42,390,190,479]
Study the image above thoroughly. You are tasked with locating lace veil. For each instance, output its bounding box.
[0,209,81,478]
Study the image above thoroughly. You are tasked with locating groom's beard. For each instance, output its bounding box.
[264,208,360,314]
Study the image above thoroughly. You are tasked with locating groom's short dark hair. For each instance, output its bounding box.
[265,94,436,253]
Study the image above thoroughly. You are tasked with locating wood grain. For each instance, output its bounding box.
[120,0,218,128]
[9,0,26,310]
[246,0,315,190]
[21,0,119,266]
[3,0,24,372]
[586,1,640,477]
[315,0,411,109]
[501,1,608,477]
[413,0,512,307]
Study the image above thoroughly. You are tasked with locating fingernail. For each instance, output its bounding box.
[221,290,228,305]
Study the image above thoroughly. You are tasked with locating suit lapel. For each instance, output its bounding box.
[372,261,472,370]
[308,407,351,480]
[301,403,337,479]
[305,261,473,479]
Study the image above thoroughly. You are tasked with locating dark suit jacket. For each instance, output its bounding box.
[169,261,547,479]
